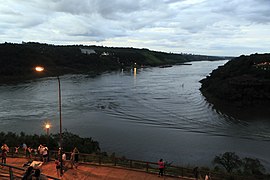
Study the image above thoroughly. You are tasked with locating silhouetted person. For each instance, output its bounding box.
[193,167,199,180]
[205,172,211,180]
[31,169,48,180]
[22,166,34,180]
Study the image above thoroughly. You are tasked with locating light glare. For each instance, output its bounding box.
[35,66,44,72]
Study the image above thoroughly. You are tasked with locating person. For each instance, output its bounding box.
[33,148,38,159]
[158,159,165,177]
[31,169,48,180]
[26,147,32,159]
[55,159,61,177]
[22,166,34,180]
[205,172,211,180]
[73,147,79,163]
[42,145,48,163]
[1,144,9,164]
[38,144,43,161]
[15,146,19,154]
[22,143,27,157]
[57,147,62,160]
[70,150,75,169]
[193,167,199,180]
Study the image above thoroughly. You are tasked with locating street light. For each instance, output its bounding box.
[45,123,50,136]
[35,66,63,176]
[45,122,51,162]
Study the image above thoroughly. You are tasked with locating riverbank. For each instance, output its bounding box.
[200,53,270,120]
[0,42,229,84]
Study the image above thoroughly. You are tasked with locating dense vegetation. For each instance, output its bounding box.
[200,53,270,119]
[0,42,227,84]
[0,131,100,154]
[184,152,269,180]
[213,152,266,175]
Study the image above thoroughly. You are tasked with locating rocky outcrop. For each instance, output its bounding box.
[200,53,270,119]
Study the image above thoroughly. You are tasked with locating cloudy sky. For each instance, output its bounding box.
[0,0,270,56]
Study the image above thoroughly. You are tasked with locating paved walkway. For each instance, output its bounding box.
[3,157,192,180]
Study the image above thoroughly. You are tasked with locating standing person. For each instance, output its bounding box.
[73,147,79,163]
[158,159,165,177]
[205,172,211,180]
[33,148,38,160]
[1,144,9,164]
[193,167,199,180]
[42,145,48,163]
[38,144,43,161]
[55,159,61,177]
[15,146,19,154]
[22,143,27,157]
[26,147,32,159]
[70,150,75,169]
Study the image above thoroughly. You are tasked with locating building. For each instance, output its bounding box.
[80,48,96,55]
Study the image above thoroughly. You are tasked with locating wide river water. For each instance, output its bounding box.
[0,60,270,170]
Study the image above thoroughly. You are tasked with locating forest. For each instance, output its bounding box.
[0,42,228,84]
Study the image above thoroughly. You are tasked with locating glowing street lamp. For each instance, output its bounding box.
[35,66,63,176]
[35,66,44,72]
[45,123,50,136]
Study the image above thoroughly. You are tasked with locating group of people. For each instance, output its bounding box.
[55,147,80,177]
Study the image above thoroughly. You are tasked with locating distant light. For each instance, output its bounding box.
[45,124,50,129]
[35,66,44,72]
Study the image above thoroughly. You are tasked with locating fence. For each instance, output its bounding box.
[3,148,269,180]
[0,162,60,180]
[49,150,269,180]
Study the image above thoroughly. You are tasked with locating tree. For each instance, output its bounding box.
[213,152,242,173]
[242,157,265,175]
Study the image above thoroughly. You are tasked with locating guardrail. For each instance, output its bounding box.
[3,149,269,180]
[0,162,60,180]
[49,150,268,180]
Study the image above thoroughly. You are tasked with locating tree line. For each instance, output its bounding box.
[0,131,100,154]
[0,42,227,84]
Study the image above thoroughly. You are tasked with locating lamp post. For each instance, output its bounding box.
[35,66,63,176]
[45,123,50,162]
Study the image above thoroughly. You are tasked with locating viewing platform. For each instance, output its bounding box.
[1,157,189,180]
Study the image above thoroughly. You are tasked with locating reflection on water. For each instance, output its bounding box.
[0,60,269,170]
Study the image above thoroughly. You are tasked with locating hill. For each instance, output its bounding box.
[200,53,270,119]
[0,42,227,83]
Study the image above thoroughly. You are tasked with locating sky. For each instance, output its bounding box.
[0,0,270,56]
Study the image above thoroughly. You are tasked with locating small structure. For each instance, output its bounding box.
[80,48,96,55]
[101,52,110,56]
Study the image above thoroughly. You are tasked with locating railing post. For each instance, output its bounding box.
[114,157,117,166]
[130,160,132,168]
[181,167,183,177]
[9,167,14,180]
[99,155,101,165]
[146,162,149,172]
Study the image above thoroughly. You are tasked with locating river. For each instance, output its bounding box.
[0,60,269,170]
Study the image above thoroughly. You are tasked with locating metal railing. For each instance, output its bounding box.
[3,149,269,180]
[48,150,269,180]
[0,162,60,180]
